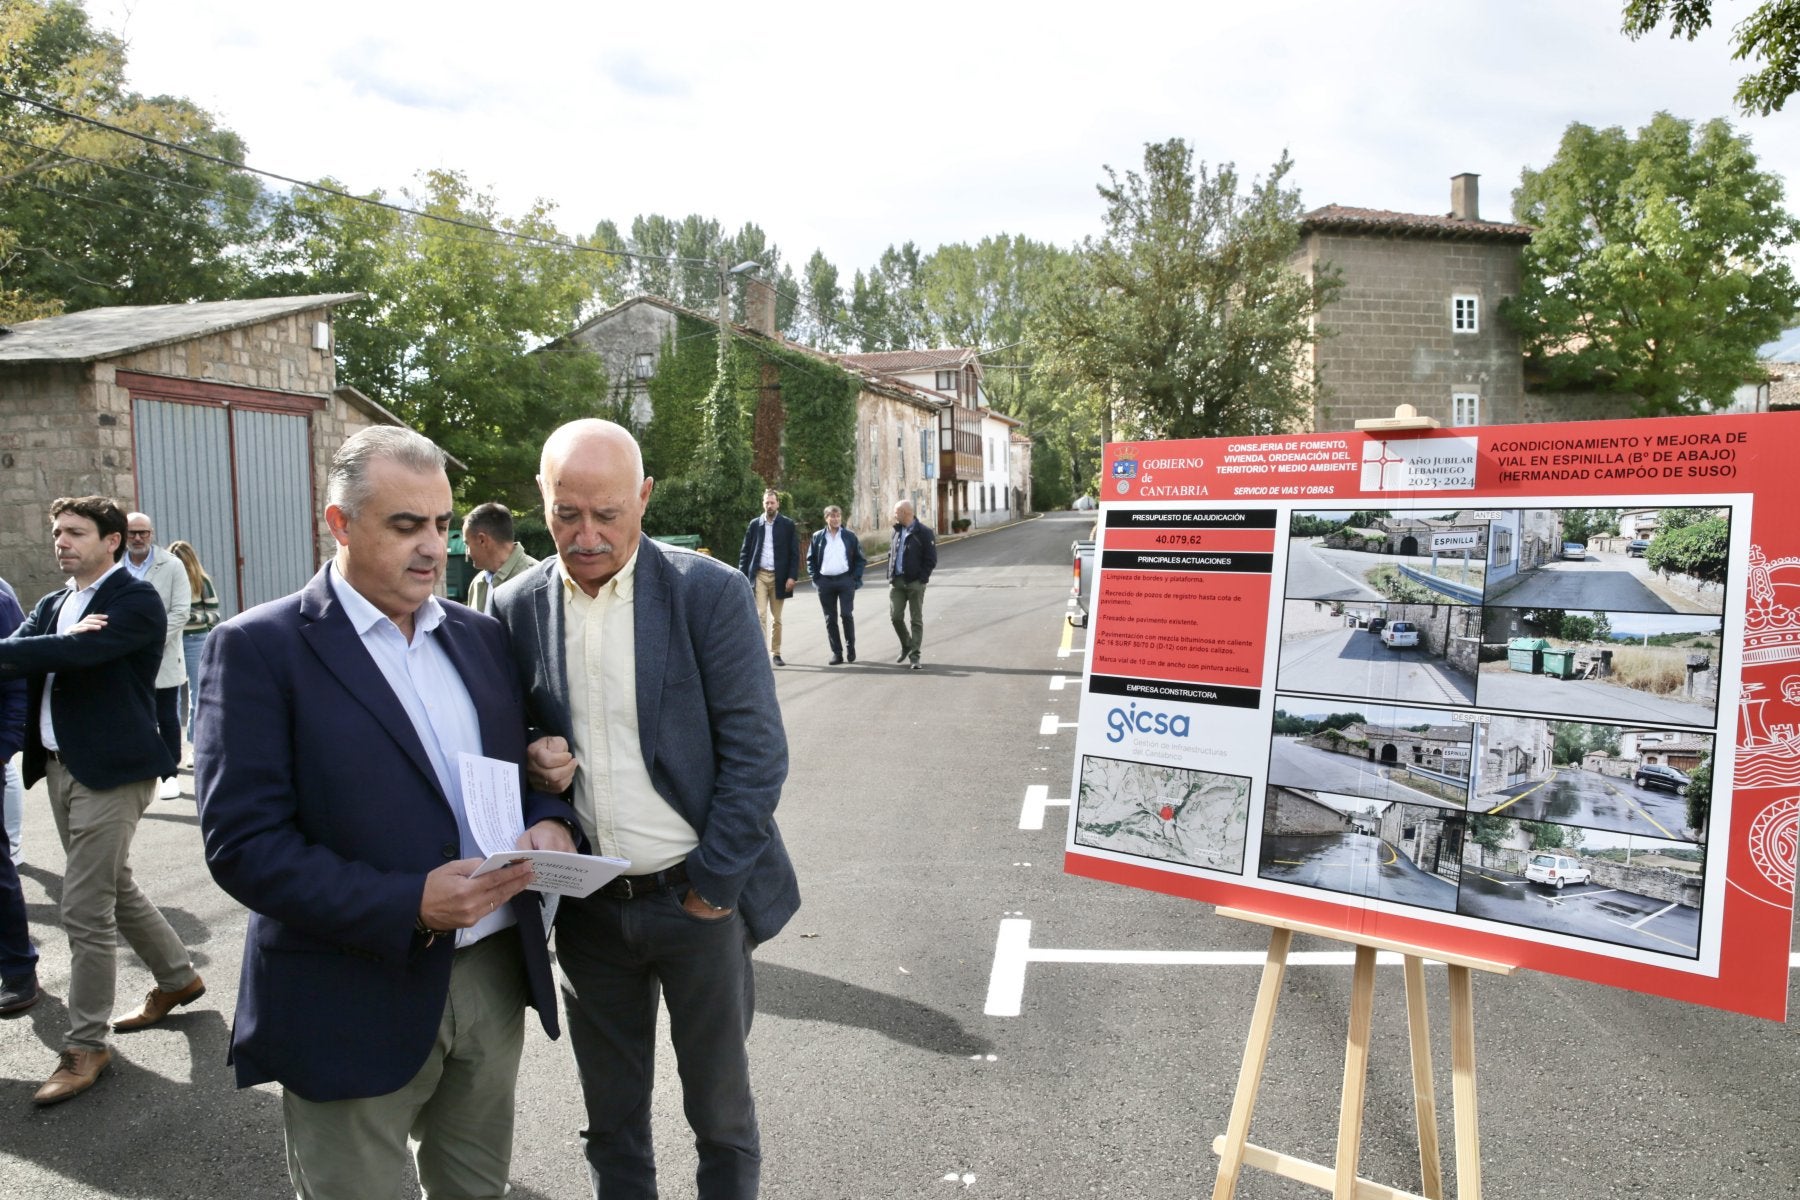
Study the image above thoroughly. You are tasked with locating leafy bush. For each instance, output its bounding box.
[1645,516,1728,582]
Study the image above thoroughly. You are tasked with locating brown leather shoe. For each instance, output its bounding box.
[112,975,206,1031]
[33,1047,111,1106]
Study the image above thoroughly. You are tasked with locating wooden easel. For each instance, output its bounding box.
[1209,907,1514,1200]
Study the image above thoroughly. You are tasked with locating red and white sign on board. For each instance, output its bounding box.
[1066,411,1797,1019]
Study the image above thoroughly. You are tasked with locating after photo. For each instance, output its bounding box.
[1483,507,1728,616]
[1257,787,1462,913]
[1073,755,1251,873]
[1268,697,1473,807]
[1457,817,1702,957]
[1475,717,1709,842]
[1278,599,1478,705]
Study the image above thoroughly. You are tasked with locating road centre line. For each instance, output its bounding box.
[1038,714,1078,735]
[1049,674,1070,690]
[1018,785,1070,831]
[1485,769,1556,816]
[983,919,1440,1017]
[1601,778,1677,839]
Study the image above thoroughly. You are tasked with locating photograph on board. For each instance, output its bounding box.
[1476,607,1721,727]
[1483,506,1729,616]
[1277,599,1479,706]
[1268,697,1473,807]
[1456,817,1703,958]
[1284,510,1486,605]
[1474,715,1710,843]
[1073,755,1252,873]
[1257,787,1462,913]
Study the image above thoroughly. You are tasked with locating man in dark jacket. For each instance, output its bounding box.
[0,495,202,1106]
[887,499,937,670]
[737,488,799,666]
[0,574,35,1017]
[806,505,866,664]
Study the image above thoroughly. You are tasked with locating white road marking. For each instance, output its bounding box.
[1038,714,1078,735]
[1049,674,1070,690]
[1056,645,1086,659]
[940,1172,977,1188]
[984,918,1438,1017]
[1019,785,1071,830]
[1629,900,1680,929]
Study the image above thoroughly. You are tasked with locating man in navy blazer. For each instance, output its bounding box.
[737,488,800,666]
[493,419,799,1200]
[805,504,866,664]
[0,495,202,1106]
[195,427,577,1199]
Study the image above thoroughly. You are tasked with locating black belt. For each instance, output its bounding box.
[598,862,688,901]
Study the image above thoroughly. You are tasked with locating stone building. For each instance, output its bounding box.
[1377,802,1464,879]
[1262,787,1351,836]
[1291,173,1637,431]
[0,294,419,613]
[1332,722,1471,778]
[1476,715,1554,796]
[1618,729,1711,774]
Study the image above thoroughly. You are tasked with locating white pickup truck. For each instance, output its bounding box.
[1380,620,1420,648]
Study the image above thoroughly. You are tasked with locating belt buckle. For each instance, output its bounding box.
[617,876,636,900]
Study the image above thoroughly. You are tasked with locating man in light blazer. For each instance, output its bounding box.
[492,419,799,1200]
[195,427,576,1199]
[123,512,190,798]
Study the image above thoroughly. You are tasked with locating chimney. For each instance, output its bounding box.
[744,278,778,337]
[1450,173,1480,221]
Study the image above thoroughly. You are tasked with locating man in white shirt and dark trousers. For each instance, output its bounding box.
[806,506,866,664]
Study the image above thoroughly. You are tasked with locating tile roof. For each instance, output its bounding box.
[0,294,362,364]
[839,348,980,375]
[1300,205,1533,243]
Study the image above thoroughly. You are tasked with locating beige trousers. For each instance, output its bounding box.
[44,759,196,1050]
[283,928,528,1200]
[754,568,786,656]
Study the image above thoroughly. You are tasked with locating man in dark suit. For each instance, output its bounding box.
[0,495,203,1105]
[737,488,799,666]
[0,574,36,1018]
[195,427,577,1199]
[493,419,799,1200]
[805,504,866,664]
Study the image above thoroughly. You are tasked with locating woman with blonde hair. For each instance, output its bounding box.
[169,541,220,734]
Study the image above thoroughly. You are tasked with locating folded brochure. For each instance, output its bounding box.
[470,850,631,899]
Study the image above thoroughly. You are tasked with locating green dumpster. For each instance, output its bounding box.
[1540,647,1577,679]
[652,534,702,551]
[1507,637,1550,673]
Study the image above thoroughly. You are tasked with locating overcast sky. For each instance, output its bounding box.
[87,0,1795,274]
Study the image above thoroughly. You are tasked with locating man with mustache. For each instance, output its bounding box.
[492,419,798,1199]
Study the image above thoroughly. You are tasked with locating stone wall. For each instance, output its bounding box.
[1469,845,1700,906]
[854,390,937,539]
[567,301,679,427]
[1263,787,1349,835]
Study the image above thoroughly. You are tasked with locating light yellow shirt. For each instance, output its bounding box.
[561,551,698,874]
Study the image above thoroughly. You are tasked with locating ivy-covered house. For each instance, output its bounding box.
[561,290,946,543]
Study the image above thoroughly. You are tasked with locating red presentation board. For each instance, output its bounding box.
[1064,411,1797,1019]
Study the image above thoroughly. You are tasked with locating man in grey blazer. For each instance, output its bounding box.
[491,419,799,1200]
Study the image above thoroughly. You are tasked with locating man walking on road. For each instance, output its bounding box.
[0,496,202,1106]
[123,512,190,800]
[494,419,799,1200]
[807,505,865,664]
[888,499,936,670]
[738,488,799,666]
[463,501,538,613]
[195,426,574,1198]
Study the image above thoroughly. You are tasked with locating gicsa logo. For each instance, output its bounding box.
[1104,701,1192,744]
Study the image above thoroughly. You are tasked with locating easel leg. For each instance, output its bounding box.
[1211,927,1292,1200]
[1332,944,1377,1199]
[1448,965,1483,1200]
[1403,956,1444,1199]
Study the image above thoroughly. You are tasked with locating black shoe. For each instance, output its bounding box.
[772,655,785,667]
[0,973,40,1016]
[910,660,924,671]
[828,655,844,665]
[847,649,856,663]
[896,653,910,664]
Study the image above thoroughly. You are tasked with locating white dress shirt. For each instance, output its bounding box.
[819,529,850,576]
[758,517,777,571]
[39,562,125,752]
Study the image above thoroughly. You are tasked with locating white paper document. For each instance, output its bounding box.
[456,752,630,899]
[470,850,631,898]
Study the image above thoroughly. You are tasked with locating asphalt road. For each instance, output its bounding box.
[1279,626,1477,705]
[1258,831,1457,911]
[1484,767,1695,842]
[1284,538,1381,601]
[1486,551,1716,614]
[4,508,1800,1200]
[1268,738,1468,806]
[1456,867,1701,957]
[1475,666,1718,727]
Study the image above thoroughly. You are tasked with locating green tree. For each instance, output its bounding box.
[1506,113,1800,415]
[1038,140,1339,443]
[1623,1,1800,115]
[1559,508,1619,544]
[1686,755,1713,835]
[1520,820,1568,850]
[255,170,608,510]
[1467,813,1509,853]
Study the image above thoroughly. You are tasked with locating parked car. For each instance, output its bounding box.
[1562,542,1586,560]
[1070,522,1097,628]
[1627,539,1651,557]
[1381,620,1420,648]
[1366,616,1387,636]
[1525,852,1591,890]
[1634,762,1691,796]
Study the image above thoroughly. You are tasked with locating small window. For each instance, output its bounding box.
[1452,295,1479,333]
[935,370,957,393]
[921,429,937,480]
[897,431,906,481]
[633,351,655,380]
[1452,392,1480,427]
